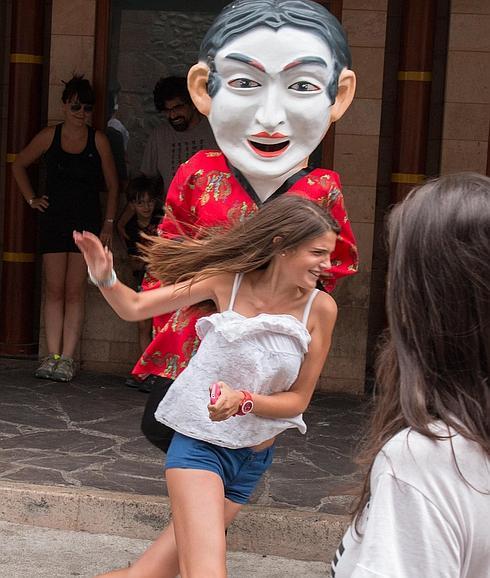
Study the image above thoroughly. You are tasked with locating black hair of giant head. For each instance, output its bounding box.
[199,0,351,102]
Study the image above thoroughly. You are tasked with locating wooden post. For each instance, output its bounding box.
[0,0,45,355]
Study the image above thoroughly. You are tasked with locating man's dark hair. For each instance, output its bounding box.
[153,76,192,112]
[61,74,95,104]
[126,174,164,203]
[199,0,351,102]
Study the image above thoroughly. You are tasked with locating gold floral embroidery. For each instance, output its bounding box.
[196,171,232,205]
[226,201,257,223]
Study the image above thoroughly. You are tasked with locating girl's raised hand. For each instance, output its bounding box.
[73,230,113,282]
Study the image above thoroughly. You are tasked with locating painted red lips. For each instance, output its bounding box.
[248,132,290,157]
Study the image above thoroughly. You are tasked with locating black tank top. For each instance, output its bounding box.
[43,123,103,226]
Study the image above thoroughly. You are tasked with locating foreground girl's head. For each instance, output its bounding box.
[353,171,490,527]
[384,172,489,436]
[145,194,340,285]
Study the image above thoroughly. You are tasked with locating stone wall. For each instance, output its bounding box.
[323,0,388,392]
[440,0,489,173]
[112,9,216,174]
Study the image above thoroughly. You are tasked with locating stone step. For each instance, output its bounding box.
[0,480,349,563]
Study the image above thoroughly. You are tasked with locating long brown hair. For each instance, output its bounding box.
[353,172,490,529]
[142,195,340,286]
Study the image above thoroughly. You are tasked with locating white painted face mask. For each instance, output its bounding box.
[209,26,335,182]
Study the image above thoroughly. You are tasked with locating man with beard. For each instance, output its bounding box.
[140,76,217,194]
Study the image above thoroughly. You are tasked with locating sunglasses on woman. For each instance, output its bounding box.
[70,103,93,112]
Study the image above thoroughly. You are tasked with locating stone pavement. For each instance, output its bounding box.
[0,358,368,562]
[0,358,367,514]
[0,520,328,577]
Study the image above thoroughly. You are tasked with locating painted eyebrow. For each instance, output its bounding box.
[283,56,328,71]
[224,53,265,72]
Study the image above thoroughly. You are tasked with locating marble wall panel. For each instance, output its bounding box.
[342,9,387,48]
[48,35,94,89]
[444,51,489,105]
[334,134,380,188]
[335,98,382,137]
[349,47,385,99]
[333,270,372,310]
[448,13,490,52]
[342,0,387,10]
[329,307,369,359]
[51,0,96,36]
[440,140,488,174]
[442,102,489,142]
[109,340,141,368]
[441,6,490,176]
[341,185,376,223]
[450,0,490,15]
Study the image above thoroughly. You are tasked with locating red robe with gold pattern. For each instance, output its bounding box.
[132,150,358,379]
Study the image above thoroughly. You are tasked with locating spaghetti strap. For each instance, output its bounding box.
[301,289,320,325]
[227,273,244,311]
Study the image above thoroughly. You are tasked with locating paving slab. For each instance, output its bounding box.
[0,520,329,578]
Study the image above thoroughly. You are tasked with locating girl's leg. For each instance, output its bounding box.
[95,523,179,578]
[167,468,241,578]
[95,498,242,578]
[61,252,87,358]
[42,252,68,354]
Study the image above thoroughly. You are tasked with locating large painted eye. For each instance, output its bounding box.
[289,81,320,92]
[228,78,261,89]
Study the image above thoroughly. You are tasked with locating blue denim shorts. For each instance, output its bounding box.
[165,432,275,504]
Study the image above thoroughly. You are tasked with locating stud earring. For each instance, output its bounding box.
[281,252,286,257]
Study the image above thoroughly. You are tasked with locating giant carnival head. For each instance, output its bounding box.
[188,0,356,181]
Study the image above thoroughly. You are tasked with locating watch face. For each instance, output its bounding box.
[242,399,254,414]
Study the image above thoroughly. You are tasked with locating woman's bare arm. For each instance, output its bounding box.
[95,131,119,246]
[73,230,221,321]
[12,126,53,211]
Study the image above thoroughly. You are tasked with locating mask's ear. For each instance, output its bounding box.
[329,68,356,123]
[188,63,212,117]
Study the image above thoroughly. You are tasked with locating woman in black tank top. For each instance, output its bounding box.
[11,75,118,382]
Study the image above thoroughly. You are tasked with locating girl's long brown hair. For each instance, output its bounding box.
[352,172,490,532]
[141,195,340,287]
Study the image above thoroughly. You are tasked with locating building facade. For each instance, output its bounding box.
[0,0,489,394]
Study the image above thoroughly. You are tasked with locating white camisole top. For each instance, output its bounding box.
[154,273,319,449]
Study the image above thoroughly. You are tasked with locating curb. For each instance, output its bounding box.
[0,481,349,562]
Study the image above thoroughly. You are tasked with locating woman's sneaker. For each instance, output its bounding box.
[34,354,60,379]
[51,357,76,382]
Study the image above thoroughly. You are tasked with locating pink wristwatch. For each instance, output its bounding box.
[235,390,254,416]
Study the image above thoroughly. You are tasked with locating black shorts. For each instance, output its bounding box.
[39,213,100,254]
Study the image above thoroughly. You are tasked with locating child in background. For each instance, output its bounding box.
[119,174,163,389]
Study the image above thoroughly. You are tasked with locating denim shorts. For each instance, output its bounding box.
[165,432,275,504]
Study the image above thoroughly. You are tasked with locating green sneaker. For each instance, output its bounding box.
[51,357,76,382]
[34,354,60,379]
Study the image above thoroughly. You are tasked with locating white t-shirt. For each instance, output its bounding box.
[140,117,217,193]
[331,425,490,578]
